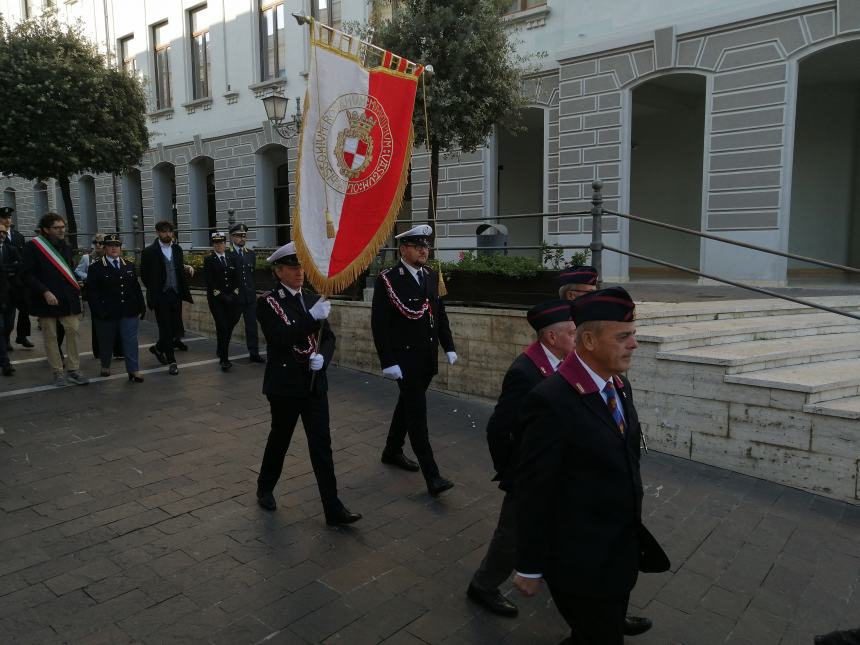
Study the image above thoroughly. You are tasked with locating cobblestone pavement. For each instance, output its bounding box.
[0,321,858,644]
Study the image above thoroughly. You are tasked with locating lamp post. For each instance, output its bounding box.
[262,93,303,139]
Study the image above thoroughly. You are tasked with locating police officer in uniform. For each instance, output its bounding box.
[84,234,146,381]
[203,232,242,372]
[371,224,457,497]
[229,223,264,363]
[557,264,599,300]
[255,242,361,526]
[0,206,32,349]
[0,220,16,375]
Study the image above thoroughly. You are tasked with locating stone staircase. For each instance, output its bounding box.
[630,296,860,504]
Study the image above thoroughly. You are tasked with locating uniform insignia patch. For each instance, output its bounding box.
[398,267,404,275]
[278,288,286,298]
[539,366,547,376]
[575,383,585,394]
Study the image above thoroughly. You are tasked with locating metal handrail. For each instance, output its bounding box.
[584,180,859,322]
[603,209,860,275]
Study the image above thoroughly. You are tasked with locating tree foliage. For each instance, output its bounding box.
[370,0,542,233]
[0,13,149,246]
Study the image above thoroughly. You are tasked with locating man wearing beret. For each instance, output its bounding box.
[254,242,361,526]
[371,224,457,497]
[203,232,242,372]
[229,223,265,363]
[557,264,598,301]
[468,299,575,618]
[514,287,667,644]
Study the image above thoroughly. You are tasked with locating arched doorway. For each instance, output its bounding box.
[78,176,98,238]
[254,144,290,248]
[789,40,860,281]
[152,162,178,230]
[190,156,216,247]
[497,107,544,259]
[121,169,143,247]
[629,73,706,278]
[33,182,48,217]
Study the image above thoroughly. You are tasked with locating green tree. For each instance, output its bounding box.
[0,14,149,248]
[372,0,540,241]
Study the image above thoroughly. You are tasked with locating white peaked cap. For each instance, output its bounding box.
[266,241,298,263]
[394,224,433,239]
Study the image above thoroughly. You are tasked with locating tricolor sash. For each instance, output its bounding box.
[32,236,80,291]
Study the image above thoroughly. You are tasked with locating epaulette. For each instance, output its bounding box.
[379,267,392,276]
[260,290,272,297]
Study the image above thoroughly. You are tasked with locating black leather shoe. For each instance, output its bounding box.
[168,363,179,376]
[16,337,34,348]
[427,476,454,497]
[220,360,232,372]
[467,583,518,617]
[325,506,362,526]
[173,340,189,351]
[623,615,653,636]
[815,628,860,645]
[256,488,276,511]
[249,354,266,364]
[381,451,420,472]
[149,345,167,365]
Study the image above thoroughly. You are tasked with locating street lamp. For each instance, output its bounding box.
[262,93,302,139]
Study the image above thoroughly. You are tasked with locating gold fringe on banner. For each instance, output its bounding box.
[293,127,416,297]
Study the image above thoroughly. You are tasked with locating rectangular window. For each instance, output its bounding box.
[152,21,172,109]
[505,0,545,13]
[119,35,136,75]
[189,5,211,99]
[259,1,285,81]
[311,0,341,29]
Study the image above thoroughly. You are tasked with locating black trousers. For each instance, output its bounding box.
[548,585,629,645]
[207,296,240,361]
[471,493,517,592]
[1,301,13,344]
[239,298,259,353]
[16,291,30,339]
[258,393,340,513]
[152,290,182,364]
[384,372,440,480]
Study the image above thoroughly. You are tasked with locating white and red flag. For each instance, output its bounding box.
[293,20,424,294]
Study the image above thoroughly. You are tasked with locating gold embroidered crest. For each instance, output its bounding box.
[335,111,375,180]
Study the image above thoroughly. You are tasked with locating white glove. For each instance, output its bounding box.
[382,364,403,380]
[184,264,195,277]
[446,351,458,365]
[308,298,331,320]
[309,352,325,372]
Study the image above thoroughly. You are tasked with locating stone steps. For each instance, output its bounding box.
[637,311,860,351]
[656,331,860,374]
[804,396,860,420]
[724,358,860,404]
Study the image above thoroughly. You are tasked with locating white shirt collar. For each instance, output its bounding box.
[540,343,562,372]
[400,260,422,283]
[280,282,301,297]
[574,351,610,392]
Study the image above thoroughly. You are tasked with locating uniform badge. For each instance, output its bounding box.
[278,288,286,298]
[574,382,585,394]
[539,366,547,376]
[213,289,220,296]
[398,267,404,275]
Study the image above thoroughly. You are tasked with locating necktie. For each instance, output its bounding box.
[295,291,306,312]
[112,259,120,270]
[417,270,425,291]
[603,380,626,433]
[220,255,227,268]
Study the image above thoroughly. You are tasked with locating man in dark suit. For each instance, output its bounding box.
[0,221,15,375]
[513,287,668,645]
[139,220,194,376]
[371,224,457,497]
[254,242,361,526]
[20,212,88,386]
[0,206,32,349]
[203,232,242,371]
[468,299,576,617]
[229,223,264,363]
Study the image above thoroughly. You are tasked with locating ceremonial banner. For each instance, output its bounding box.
[294,20,424,294]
